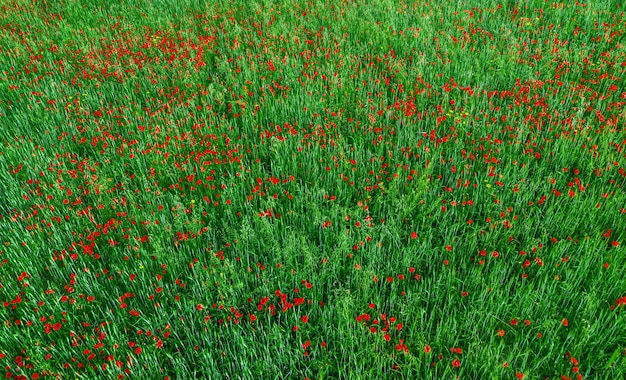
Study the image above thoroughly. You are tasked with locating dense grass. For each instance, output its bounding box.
[0,0,625,379]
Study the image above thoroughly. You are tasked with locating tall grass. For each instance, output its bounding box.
[0,0,625,378]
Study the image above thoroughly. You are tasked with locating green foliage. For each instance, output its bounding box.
[0,0,625,378]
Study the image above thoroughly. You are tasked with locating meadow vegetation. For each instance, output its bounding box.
[0,0,625,378]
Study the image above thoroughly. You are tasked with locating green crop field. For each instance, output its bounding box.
[0,0,625,378]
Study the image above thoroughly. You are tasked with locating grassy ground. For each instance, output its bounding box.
[0,0,625,379]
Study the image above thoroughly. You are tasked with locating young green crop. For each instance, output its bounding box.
[0,0,625,379]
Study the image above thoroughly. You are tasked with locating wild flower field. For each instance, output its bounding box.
[0,0,625,379]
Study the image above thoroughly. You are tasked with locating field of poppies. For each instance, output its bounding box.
[0,0,625,378]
